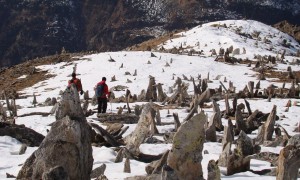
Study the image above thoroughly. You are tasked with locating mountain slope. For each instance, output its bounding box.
[0,0,300,67]
[0,19,300,179]
[1,20,299,95]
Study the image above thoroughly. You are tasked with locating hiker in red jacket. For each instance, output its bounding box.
[95,77,110,113]
[68,73,84,95]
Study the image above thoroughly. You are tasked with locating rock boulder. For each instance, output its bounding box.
[167,112,206,180]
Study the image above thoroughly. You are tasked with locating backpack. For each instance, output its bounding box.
[96,83,105,97]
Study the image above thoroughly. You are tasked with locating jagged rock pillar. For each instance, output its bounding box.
[17,84,93,180]
[125,103,154,155]
[221,119,234,150]
[235,103,247,134]
[206,114,217,142]
[146,150,169,175]
[55,84,84,120]
[226,131,253,175]
[207,160,221,180]
[210,100,223,131]
[219,120,234,167]
[276,145,300,180]
[146,76,157,101]
[156,83,167,102]
[0,102,7,121]
[277,134,300,180]
[248,81,254,98]
[256,105,277,144]
[167,112,207,180]
[236,131,254,157]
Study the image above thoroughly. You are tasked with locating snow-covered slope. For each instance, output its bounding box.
[159,20,299,57]
[0,20,300,179]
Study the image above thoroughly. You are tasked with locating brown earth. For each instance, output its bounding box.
[264,69,300,83]
[127,31,182,51]
[0,52,86,97]
[274,21,300,43]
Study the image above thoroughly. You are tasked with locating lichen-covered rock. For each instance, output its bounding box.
[227,149,250,175]
[287,134,300,148]
[91,164,106,179]
[235,104,247,134]
[167,112,206,180]
[125,174,160,180]
[17,84,93,180]
[236,131,254,156]
[207,160,221,180]
[256,105,277,144]
[277,145,300,180]
[124,158,131,173]
[19,144,27,155]
[145,150,169,175]
[0,122,44,147]
[125,103,154,155]
[219,120,234,167]
[55,84,84,120]
[42,166,69,180]
[161,165,178,180]
[221,119,234,150]
[205,122,217,142]
[218,142,231,167]
[17,116,93,180]
[210,100,223,131]
[223,131,252,175]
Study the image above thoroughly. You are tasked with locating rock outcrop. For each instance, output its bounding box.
[167,111,207,180]
[274,21,300,42]
[125,103,155,155]
[256,105,277,144]
[55,84,84,120]
[0,122,44,147]
[276,144,300,180]
[207,160,221,180]
[17,85,93,180]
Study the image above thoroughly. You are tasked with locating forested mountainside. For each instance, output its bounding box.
[0,0,299,67]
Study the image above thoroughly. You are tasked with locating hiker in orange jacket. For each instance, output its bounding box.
[68,73,84,95]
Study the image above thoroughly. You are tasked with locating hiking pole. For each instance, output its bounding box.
[108,94,112,113]
[111,102,113,113]
[110,100,112,113]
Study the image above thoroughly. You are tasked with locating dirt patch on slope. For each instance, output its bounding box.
[127,31,182,51]
[274,21,300,43]
[264,69,300,83]
[0,53,87,96]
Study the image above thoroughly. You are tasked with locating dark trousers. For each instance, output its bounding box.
[97,97,107,113]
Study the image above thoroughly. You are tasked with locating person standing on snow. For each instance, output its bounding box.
[68,72,84,95]
[95,77,110,114]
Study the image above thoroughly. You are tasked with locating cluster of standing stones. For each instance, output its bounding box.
[0,46,300,179]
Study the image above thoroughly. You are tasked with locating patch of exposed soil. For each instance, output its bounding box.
[127,31,182,51]
[274,21,300,43]
[264,69,300,83]
[0,53,87,96]
[239,60,300,83]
